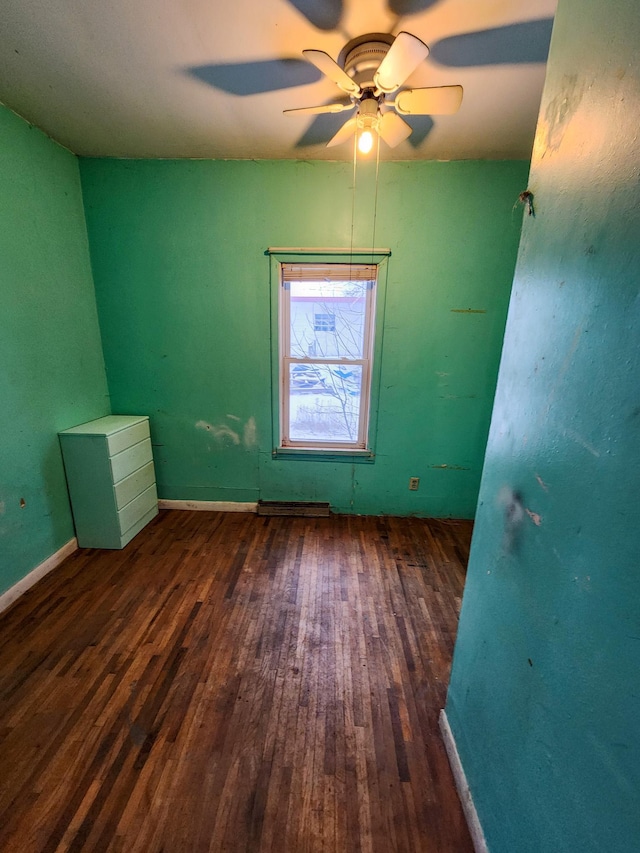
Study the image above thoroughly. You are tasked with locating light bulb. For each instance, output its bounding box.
[358,129,374,155]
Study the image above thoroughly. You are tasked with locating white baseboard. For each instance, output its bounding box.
[0,538,78,616]
[158,499,258,513]
[439,709,489,853]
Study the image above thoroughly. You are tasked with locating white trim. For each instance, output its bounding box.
[439,709,489,853]
[0,538,78,616]
[268,247,391,255]
[158,500,258,513]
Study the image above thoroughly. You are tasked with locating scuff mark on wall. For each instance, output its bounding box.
[539,74,584,153]
[431,464,470,470]
[450,308,487,314]
[498,486,525,553]
[195,420,240,445]
[565,428,600,457]
[196,416,257,449]
[243,417,257,449]
[435,371,450,389]
[526,508,543,526]
[535,474,549,492]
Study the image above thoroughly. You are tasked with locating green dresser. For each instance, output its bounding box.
[59,415,158,549]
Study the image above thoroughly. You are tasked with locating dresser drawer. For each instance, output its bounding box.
[107,419,150,456]
[120,505,159,549]
[114,460,156,510]
[118,483,158,535]
[110,438,153,483]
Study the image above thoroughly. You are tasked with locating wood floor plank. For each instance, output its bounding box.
[0,511,474,852]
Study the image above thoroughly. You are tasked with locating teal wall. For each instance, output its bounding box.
[446,0,640,849]
[0,105,109,595]
[80,158,527,517]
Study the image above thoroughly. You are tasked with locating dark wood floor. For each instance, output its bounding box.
[0,510,474,853]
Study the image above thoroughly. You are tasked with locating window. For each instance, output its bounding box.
[279,262,378,450]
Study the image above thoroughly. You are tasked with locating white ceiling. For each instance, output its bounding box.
[0,0,557,160]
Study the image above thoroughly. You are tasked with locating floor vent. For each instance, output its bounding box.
[257,500,331,517]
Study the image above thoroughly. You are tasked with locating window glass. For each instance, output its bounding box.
[288,363,363,443]
[289,281,368,359]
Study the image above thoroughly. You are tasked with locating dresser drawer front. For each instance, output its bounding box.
[110,438,153,483]
[118,483,158,535]
[114,461,155,510]
[120,505,159,548]
[107,419,150,456]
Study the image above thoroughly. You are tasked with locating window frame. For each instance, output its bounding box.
[268,249,390,462]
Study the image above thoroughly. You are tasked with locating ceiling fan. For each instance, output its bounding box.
[284,32,463,152]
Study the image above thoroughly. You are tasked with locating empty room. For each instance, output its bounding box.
[1,0,638,850]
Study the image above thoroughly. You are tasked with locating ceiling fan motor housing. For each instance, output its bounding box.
[339,33,393,89]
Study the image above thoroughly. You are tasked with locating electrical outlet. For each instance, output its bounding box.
[409,477,420,491]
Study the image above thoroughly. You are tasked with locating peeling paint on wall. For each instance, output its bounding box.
[243,417,257,449]
[526,508,542,526]
[196,416,258,450]
[195,420,240,445]
[430,464,470,470]
[540,74,584,153]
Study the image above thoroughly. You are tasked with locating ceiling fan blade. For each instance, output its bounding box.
[395,85,463,115]
[430,18,554,67]
[295,111,353,148]
[374,32,429,94]
[284,102,355,116]
[378,112,412,147]
[388,0,441,13]
[187,59,321,96]
[326,117,357,147]
[287,0,343,32]
[302,50,360,95]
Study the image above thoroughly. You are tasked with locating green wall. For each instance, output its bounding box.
[80,158,527,517]
[446,0,640,849]
[0,105,109,595]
